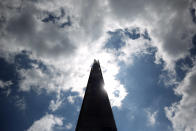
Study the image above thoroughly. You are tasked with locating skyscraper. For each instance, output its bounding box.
[75,60,117,131]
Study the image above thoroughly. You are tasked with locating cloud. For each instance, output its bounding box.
[0,0,195,67]
[27,114,63,131]
[165,65,196,131]
[145,109,158,126]
[0,0,75,60]
[108,0,196,70]
[18,63,70,93]
[14,96,26,111]
[0,80,13,88]
[49,99,62,112]
[49,92,64,112]
[5,88,11,96]
[0,80,12,96]
[67,95,76,104]
[65,123,72,130]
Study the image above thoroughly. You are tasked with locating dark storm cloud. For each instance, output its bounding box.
[6,11,36,38]
[71,0,106,40]
[0,0,107,61]
[0,0,76,60]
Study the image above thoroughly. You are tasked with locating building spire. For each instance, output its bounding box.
[75,60,117,131]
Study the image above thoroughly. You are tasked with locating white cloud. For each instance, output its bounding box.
[65,123,72,130]
[18,64,70,93]
[0,80,12,96]
[108,0,196,71]
[49,99,62,112]
[0,80,13,89]
[14,33,128,107]
[165,65,196,131]
[5,88,11,96]
[67,95,75,104]
[27,114,63,131]
[49,92,63,112]
[117,29,152,65]
[145,109,158,126]
[15,96,26,111]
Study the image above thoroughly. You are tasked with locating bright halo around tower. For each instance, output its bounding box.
[75,36,127,107]
[92,50,127,107]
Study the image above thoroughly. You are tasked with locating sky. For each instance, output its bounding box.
[0,0,196,131]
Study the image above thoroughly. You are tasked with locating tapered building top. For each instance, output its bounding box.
[75,60,117,131]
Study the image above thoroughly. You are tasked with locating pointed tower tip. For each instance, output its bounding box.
[94,59,99,63]
[93,59,100,65]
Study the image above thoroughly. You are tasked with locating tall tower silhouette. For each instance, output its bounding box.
[75,60,117,131]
